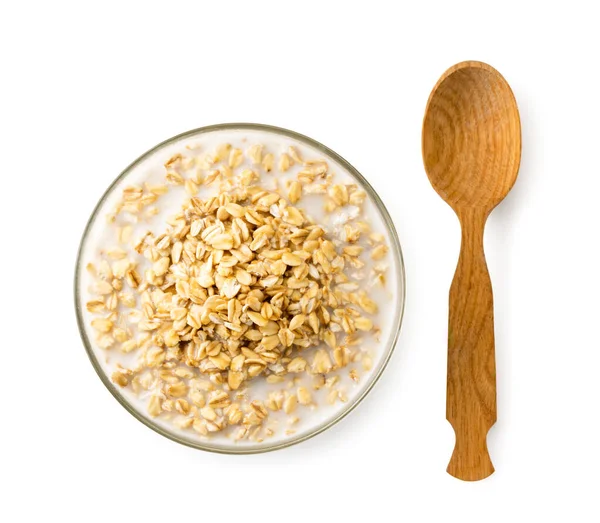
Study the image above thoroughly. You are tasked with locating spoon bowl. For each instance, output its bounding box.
[423,61,521,212]
[422,61,521,481]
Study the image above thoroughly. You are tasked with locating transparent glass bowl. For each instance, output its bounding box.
[74,123,405,453]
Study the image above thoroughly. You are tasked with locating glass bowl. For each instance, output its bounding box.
[74,123,405,453]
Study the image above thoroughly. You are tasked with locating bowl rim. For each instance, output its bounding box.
[74,122,406,454]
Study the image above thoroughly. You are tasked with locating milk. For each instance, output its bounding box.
[77,126,404,451]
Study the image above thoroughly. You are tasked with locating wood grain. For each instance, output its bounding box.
[422,61,521,481]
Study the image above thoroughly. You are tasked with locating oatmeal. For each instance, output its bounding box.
[77,126,402,449]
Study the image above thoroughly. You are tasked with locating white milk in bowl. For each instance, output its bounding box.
[76,125,404,451]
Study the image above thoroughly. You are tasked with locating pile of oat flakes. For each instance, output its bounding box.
[85,141,389,442]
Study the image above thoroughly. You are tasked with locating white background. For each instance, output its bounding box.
[1,1,599,521]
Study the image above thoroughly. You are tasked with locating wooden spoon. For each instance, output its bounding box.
[422,61,521,481]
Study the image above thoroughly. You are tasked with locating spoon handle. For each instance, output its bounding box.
[446,208,497,481]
